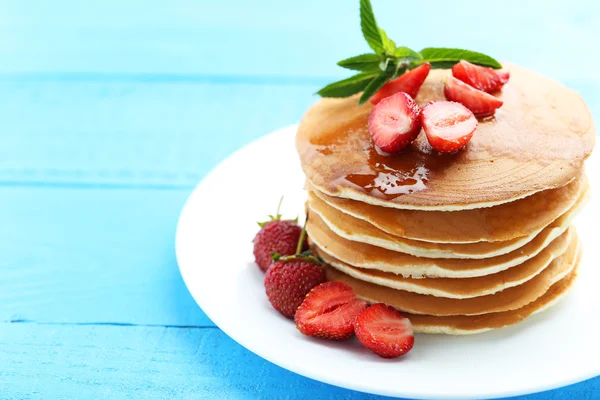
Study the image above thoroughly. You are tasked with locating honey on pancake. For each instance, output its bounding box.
[311,115,462,200]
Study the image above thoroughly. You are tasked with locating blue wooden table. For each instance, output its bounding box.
[0,1,598,398]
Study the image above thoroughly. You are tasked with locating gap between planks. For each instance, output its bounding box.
[5,319,217,329]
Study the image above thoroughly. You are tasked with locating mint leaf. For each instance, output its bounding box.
[379,29,396,56]
[337,53,381,72]
[317,72,378,98]
[394,46,422,60]
[360,0,384,53]
[358,67,393,105]
[418,47,502,69]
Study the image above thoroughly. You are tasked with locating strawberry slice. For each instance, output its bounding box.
[370,62,431,104]
[295,282,367,340]
[354,303,414,359]
[368,92,422,154]
[444,76,503,117]
[452,60,509,93]
[421,100,478,153]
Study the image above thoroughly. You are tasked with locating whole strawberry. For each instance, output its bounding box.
[253,200,308,272]
[265,256,326,319]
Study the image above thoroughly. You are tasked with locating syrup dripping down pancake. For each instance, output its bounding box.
[307,176,586,244]
[307,211,575,278]
[307,182,588,258]
[323,233,579,316]
[314,228,571,299]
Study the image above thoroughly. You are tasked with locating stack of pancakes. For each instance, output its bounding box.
[296,64,595,335]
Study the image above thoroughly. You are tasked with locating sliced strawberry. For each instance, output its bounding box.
[295,282,367,340]
[421,100,478,153]
[452,60,510,93]
[354,303,414,359]
[368,92,422,154]
[370,62,431,104]
[444,76,503,117]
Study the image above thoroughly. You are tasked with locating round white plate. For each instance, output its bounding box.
[176,125,600,399]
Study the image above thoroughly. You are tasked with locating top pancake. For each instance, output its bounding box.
[296,63,595,210]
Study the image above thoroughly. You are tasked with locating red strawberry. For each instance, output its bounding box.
[264,257,326,319]
[295,282,367,340]
[354,303,414,359]
[452,60,510,93]
[370,62,431,104]
[253,211,307,272]
[444,76,503,117]
[368,92,422,154]
[421,100,478,153]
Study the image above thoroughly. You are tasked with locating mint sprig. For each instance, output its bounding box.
[318,0,502,105]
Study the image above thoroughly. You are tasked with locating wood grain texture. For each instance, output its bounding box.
[0,186,211,327]
[0,81,318,187]
[1,323,598,400]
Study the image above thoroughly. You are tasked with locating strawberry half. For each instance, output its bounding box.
[452,60,510,93]
[295,282,367,340]
[444,76,503,117]
[370,62,431,104]
[421,100,478,153]
[354,303,414,359]
[368,92,422,154]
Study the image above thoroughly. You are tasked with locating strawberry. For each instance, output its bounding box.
[370,62,431,104]
[354,303,414,359]
[253,201,307,272]
[421,100,478,153]
[368,92,422,154]
[295,282,367,340]
[264,257,326,319]
[452,60,510,93]
[444,76,503,117]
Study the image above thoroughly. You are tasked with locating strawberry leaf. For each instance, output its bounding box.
[317,72,378,98]
[418,48,502,69]
[337,53,381,72]
[360,0,384,54]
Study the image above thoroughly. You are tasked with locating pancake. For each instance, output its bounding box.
[308,176,586,244]
[308,183,588,258]
[308,211,574,278]
[410,264,579,334]
[296,64,595,211]
[316,228,571,299]
[324,233,579,316]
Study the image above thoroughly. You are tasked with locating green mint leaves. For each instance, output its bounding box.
[317,0,502,104]
[359,0,385,54]
[417,48,502,69]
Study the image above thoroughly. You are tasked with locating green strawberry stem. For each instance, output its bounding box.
[273,220,323,266]
[257,196,286,227]
[296,220,307,255]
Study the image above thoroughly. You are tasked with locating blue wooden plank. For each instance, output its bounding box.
[0,323,597,400]
[0,186,211,327]
[0,0,598,81]
[0,80,318,187]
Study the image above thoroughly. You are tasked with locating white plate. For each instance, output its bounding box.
[176,125,600,399]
